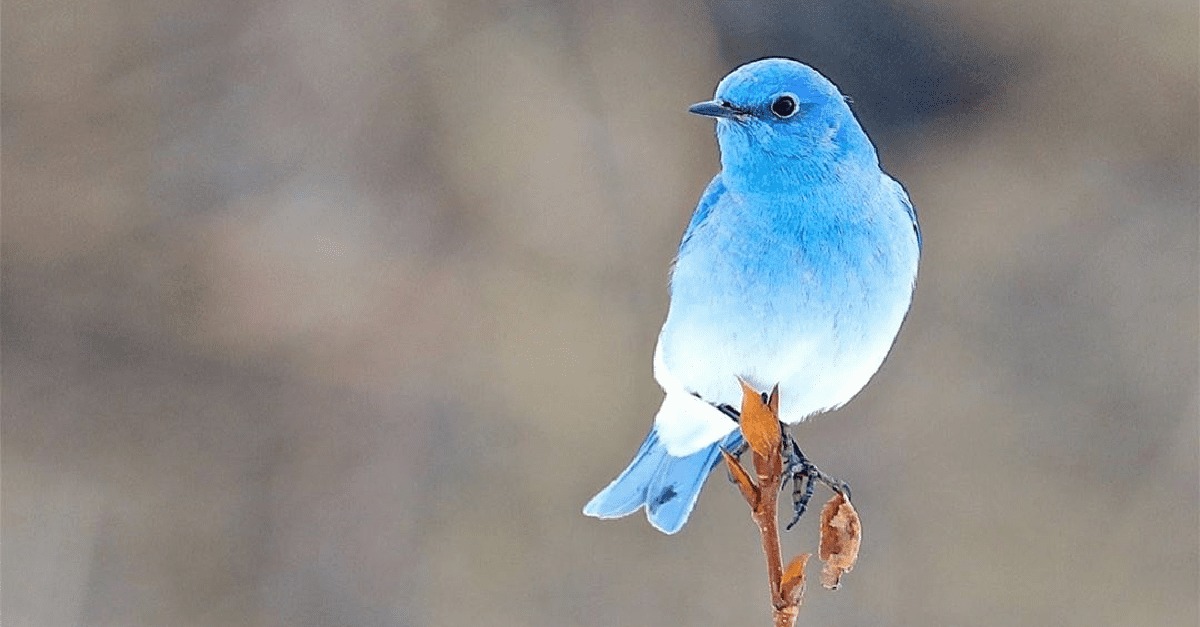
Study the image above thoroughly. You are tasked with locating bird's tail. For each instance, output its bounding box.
[583,427,744,534]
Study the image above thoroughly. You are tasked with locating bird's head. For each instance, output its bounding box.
[689,58,877,192]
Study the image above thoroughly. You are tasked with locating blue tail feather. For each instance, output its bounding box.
[583,428,744,534]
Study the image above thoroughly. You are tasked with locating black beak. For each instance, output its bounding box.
[688,100,742,119]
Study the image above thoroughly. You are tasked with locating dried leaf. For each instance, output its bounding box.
[720,448,759,507]
[818,493,861,590]
[780,553,810,603]
[737,378,781,461]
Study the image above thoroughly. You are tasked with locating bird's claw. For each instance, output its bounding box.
[782,432,850,531]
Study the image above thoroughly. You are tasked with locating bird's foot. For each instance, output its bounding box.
[782,432,851,531]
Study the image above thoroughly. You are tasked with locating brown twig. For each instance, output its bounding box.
[722,379,862,626]
[721,380,809,627]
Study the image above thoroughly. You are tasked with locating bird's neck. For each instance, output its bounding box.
[721,133,879,197]
[720,155,879,198]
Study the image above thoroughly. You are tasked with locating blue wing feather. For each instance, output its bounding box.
[886,174,922,251]
[680,174,727,249]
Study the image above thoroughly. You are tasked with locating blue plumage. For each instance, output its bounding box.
[583,429,744,534]
[585,58,920,533]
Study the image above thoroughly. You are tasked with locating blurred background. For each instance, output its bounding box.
[3,0,1197,625]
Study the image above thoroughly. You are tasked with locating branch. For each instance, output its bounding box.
[722,379,862,626]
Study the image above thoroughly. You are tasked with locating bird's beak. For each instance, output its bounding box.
[688,100,741,119]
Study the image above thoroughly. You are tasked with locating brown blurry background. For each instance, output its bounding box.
[3,1,1197,625]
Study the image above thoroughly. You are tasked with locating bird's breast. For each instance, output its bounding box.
[658,184,917,419]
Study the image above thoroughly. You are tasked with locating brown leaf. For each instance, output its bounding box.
[737,379,781,461]
[720,448,759,508]
[780,553,810,604]
[818,493,861,590]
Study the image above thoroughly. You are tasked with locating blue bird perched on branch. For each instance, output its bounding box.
[584,58,921,534]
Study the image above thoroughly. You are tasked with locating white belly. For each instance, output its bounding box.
[651,221,918,455]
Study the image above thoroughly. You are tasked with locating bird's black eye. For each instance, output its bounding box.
[771,94,797,118]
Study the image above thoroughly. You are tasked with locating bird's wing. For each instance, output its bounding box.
[884,174,922,251]
[680,174,727,250]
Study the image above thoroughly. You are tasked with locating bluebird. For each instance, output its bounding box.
[583,58,921,534]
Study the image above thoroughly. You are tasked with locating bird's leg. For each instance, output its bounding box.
[716,403,741,423]
[782,428,851,531]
